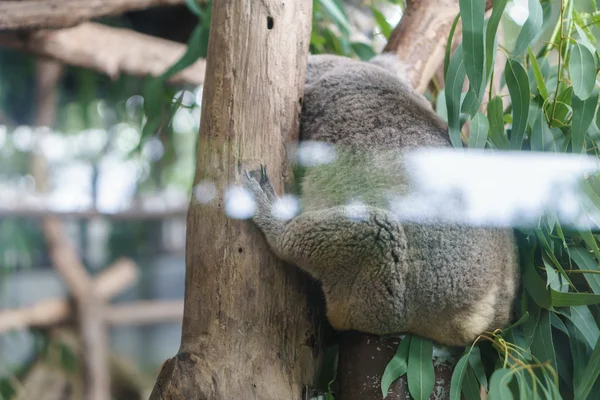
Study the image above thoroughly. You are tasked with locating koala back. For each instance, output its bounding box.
[293,55,521,346]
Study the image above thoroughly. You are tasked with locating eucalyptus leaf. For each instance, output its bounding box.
[531,111,565,152]
[551,290,600,307]
[407,336,435,400]
[450,352,470,400]
[523,251,552,309]
[462,366,481,400]
[468,112,489,148]
[570,42,597,100]
[319,0,352,36]
[570,305,600,350]
[445,44,466,148]
[488,368,514,400]
[459,0,485,97]
[505,59,530,150]
[513,0,544,57]
[468,346,488,390]
[444,14,462,78]
[531,310,558,374]
[485,0,508,78]
[571,89,599,153]
[574,336,600,400]
[372,7,392,39]
[567,319,590,392]
[381,336,411,398]
[570,247,600,294]
[487,96,510,149]
[528,47,549,99]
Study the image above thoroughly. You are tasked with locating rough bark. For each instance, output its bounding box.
[0,0,187,30]
[0,22,205,86]
[149,0,322,399]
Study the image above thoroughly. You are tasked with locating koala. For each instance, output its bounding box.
[243,54,519,347]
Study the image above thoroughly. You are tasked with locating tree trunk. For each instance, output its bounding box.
[148,1,323,399]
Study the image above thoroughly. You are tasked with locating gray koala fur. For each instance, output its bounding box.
[243,54,519,347]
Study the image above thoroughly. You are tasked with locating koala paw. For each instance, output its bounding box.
[243,165,280,220]
[243,164,277,202]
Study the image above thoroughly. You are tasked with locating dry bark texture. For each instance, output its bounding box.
[149,1,323,399]
[0,0,187,30]
[0,22,205,86]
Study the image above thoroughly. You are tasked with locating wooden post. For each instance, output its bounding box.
[149,1,323,399]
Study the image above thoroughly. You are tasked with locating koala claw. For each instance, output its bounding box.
[258,165,277,202]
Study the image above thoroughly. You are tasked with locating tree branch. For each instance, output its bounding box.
[0,0,186,31]
[33,57,109,400]
[104,301,184,326]
[0,258,137,334]
[0,22,205,86]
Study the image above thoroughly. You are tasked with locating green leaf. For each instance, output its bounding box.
[468,112,489,148]
[372,7,392,39]
[570,305,600,350]
[462,366,481,400]
[551,290,600,307]
[566,319,589,392]
[436,89,448,122]
[444,14,462,78]
[381,336,411,398]
[523,250,552,309]
[570,247,600,294]
[485,0,508,79]
[407,336,435,400]
[185,0,202,16]
[487,96,510,149]
[569,42,597,100]
[551,313,569,336]
[445,44,466,148]
[319,0,351,36]
[528,47,549,99]
[351,42,376,61]
[531,111,565,152]
[459,0,485,97]
[450,352,470,400]
[571,89,599,153]
[513,0,544,57]
[505,59,530,150]
[531,310,558,374]
[461,88,480,117]
[574,336,600,400]
[488,368,514,400]
[468,346,488,390]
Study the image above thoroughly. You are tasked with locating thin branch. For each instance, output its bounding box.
[0,22,205,86]
[33,57,109,400]
[0,0,187,31]
[0,258,138,333]
[0,205,187,220]
[104,301,184,326]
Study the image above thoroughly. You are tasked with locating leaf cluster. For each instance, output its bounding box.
[382,0,600,398]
